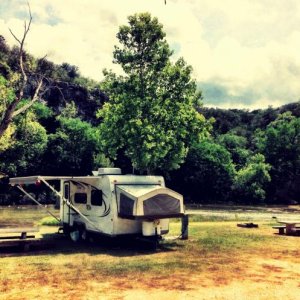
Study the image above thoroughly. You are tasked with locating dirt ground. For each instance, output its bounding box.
[81,235,300,300]
[117,257,300,300]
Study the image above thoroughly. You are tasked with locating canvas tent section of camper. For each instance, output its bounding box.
[116,185,183,219]
[9,168,185,241]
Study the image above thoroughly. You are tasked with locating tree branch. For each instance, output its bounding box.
[12,77,44,117]
[0,2,45,137]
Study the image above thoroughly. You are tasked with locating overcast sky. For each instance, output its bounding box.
[1,0,300,109]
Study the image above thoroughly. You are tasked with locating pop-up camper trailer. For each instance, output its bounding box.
[9,168,184,242]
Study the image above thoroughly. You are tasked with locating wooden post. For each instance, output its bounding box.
[181,214,189,240]
[20,232,27,239]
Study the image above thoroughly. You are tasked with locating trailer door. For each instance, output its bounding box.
[62,181,70,224]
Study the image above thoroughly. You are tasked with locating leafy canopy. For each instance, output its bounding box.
[233,154,271,203]
[180,139,235,201]
[255,112,300,201]
[0,75,16,151]
[216,133,250,169]
[44,117,109,176]
[0,111,48,175]
[98,13,211,173]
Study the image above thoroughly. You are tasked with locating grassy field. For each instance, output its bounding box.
[0,206,299,299]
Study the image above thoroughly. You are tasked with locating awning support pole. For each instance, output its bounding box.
[16,185,61,222]
[38,177,101,232]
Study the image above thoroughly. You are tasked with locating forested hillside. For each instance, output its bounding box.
[0,14,300,206]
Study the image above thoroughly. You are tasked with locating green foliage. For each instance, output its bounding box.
[0,75,16,113]
[53,63,80,82]
[44,117,109,175]
[233,154,271,203]
[178,139,235,202]
[31,101,54,120]
[199,102,300,137]
[59,101,78,119]
[255,112,300,202]
[38,216,60,226]
[216,133,250,169]
[0,123,15,152]
[114,13,172,74]
[0,75,16,151]
[73,77,99,89]
[35,58,56,78]
[0,112,48,175]
[98,13,211,173]
[93,153,114,168]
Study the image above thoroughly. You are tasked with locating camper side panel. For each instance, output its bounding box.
[61,177,114,235]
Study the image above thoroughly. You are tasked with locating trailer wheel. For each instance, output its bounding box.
[69,228,81,242]
[80,227,88,242]
[69,224,88,243]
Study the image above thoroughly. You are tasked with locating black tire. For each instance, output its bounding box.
[69,223,82,242]
[69,224,89,243]
[69,227,81,242]
[80,226,89,242]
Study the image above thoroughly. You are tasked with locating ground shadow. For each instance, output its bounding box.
[0,232,184,258]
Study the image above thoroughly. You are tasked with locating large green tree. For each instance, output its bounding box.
[98,13,211,173]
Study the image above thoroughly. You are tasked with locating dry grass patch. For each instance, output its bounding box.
[1,210,300,299]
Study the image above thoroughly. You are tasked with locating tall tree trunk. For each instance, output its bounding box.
[0,3,44,139]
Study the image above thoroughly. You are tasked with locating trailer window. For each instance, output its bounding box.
[91,190,103,206]
[64,183,70,200]
[74,193,87,204]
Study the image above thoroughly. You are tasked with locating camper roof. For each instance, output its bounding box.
[9,174,164,186]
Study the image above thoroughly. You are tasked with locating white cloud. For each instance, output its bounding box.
[1,0,300,108]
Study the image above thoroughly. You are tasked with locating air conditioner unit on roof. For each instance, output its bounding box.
[97,168,121,175]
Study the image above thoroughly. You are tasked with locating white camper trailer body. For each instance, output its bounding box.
[9,168,184,240]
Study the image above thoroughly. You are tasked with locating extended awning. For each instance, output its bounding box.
[116,184,184,219]
[9,176,75,186]
[9,175,102,231]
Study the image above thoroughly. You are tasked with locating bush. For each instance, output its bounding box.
[38,216,60,226]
